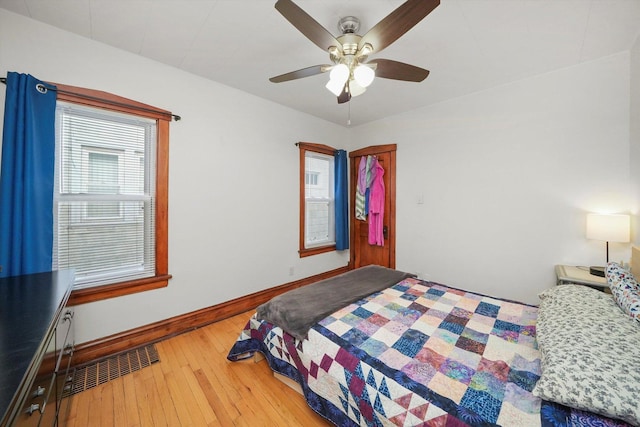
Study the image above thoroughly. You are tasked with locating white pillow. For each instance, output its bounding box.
[534,285,640,425]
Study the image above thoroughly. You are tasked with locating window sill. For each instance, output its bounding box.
[67,274,172,306]
[299,245,336,258]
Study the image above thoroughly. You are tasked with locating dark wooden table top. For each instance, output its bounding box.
[0,270,74,424]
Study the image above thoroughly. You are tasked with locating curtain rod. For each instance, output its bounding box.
[0,77,181,122]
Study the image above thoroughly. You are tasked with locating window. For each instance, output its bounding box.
[305,171,319,186]
[85,149,122,219]
[52,83,171,305]
[298,142,337,257]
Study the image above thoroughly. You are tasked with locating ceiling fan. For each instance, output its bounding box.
[269,0,440,104]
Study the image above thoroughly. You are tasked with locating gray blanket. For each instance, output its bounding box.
[256,265,415,340]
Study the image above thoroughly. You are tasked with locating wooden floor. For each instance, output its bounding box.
[64,311,329,427]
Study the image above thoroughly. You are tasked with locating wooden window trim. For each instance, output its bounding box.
[298,142,337,258]
[54,83,172,306]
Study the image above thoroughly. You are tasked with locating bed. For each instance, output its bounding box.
[227,263,640,426]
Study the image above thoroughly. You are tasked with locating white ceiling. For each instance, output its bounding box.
[1,0,640,126]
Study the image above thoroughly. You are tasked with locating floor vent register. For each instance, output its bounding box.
[68,344,160,395]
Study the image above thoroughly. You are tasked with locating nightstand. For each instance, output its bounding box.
[555,265,609,292]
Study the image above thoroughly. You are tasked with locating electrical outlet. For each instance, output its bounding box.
[289,266,294,276]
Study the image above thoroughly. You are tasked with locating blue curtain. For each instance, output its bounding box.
[334,149,349,250]
[0,72,57,277]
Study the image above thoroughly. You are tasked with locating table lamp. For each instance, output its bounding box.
[586,213,630,277]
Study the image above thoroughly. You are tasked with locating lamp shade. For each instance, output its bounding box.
[326,64,350,96]
[349,80,366,97]
[353,65,375,88]
[329,64,349,84]
[586,214,630,243]
[325,79,345,96]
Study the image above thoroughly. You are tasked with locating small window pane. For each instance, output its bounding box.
[304,151,335,248]
[305,172,319,186]
[87,152,120,218]
[57,200,148,279]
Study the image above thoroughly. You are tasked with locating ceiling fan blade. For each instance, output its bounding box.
[371,59,430,82]
[269,65,331,83]
[275,0,341,52]
[359,0,439,54]
[337,84,351,104]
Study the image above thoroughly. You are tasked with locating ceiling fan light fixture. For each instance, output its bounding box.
[329,63,349,83]
[354,64,375,88]
[326,63,350,96]
[349,80,366,97]
[326,78,346,96]
[328,46,341,62]
[359,43,374,57]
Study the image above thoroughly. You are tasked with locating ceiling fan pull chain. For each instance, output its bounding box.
[348,101,351,126]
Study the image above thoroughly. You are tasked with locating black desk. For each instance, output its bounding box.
[0,270,74,427]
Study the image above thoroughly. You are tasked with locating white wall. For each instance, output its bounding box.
[351,53,632,304]
[0,9,350,344]
[630,35,640,242]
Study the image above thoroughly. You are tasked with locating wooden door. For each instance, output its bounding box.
[349,144,396,269]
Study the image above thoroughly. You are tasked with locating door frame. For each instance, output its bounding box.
[349,144,397,269]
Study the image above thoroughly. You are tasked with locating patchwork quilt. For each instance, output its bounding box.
[228,278,630,426]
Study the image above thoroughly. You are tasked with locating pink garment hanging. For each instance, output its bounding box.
[368,158,385,246]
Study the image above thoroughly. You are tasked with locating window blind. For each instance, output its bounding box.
[53,102,157,289]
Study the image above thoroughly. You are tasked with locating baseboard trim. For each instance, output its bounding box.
[72,265,350,367]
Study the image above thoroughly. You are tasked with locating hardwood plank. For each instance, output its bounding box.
[131,369,156,427]
[63,311,329,426]
[63,381,80,427]
[121,369,141,427]
[99,381,115,427]
[180,364,217,425]
[161,370,196,426]
[162,340,212,426]
[110,376,128,427]
[194,368,235,427]
[87,391,103,427]
[142,374,168,427]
